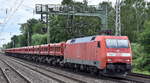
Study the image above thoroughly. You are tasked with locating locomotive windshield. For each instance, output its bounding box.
[106,39,129,48]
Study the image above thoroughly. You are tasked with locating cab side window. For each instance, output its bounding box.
[97,41,100,48]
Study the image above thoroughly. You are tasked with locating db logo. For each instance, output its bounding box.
[117,50,120,52]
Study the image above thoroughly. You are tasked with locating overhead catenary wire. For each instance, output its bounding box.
[3,0,24,26]
[0,0,25,36]
[0,0,19,25]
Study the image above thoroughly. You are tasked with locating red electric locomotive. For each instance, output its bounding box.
[64,35,132,76]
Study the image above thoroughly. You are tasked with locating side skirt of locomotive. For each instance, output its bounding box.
[64,58,101,74]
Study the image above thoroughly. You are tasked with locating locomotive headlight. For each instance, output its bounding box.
[122,53,131,56]
[125,59,130,61]
[107,53,116,56]
[107,59,112,61]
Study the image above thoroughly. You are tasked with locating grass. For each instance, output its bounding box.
[132,68,150,75]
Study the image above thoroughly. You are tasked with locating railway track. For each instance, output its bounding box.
[0,68,10,83]
[124,73,150,83]
[105,71,150,83]
[128,73,150,79]
[3,55,120,83]
[0,59,31,83]
[1,55,90,83]
[2,59,70,83]
[2,54,150,83]
[12,56,150,83]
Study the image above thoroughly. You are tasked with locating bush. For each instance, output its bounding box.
[131,43,150,72]
[138,20,150,53]
[31,34,47,45]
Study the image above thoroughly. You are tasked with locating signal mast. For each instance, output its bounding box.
[115,0,121,36]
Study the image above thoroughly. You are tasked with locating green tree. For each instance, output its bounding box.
[121,0,147,42]
[31,34,47,45]
[19,35,27,47]
[19,19,45,46]
[132,20,150,72]
[139,20,150,53]
[32,22,46,34]
[61,0,73,5]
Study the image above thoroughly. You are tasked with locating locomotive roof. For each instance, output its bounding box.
[66,36,95,44]
[67,35,128,44]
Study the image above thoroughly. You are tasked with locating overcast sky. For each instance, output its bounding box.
[0,0,149,47]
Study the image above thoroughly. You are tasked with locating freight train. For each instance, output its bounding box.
[4,35,132,76]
